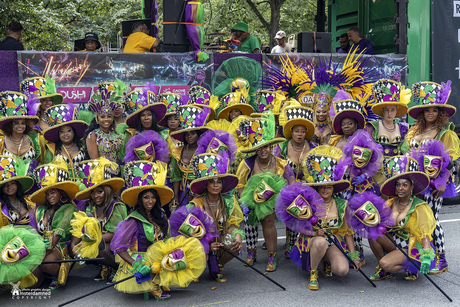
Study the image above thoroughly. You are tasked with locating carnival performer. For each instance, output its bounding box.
[157,92,185,145]
[42,104,89,181]
[117,83,168,161]
[29,158,79,289]
[111,161,173,300]
[85,90,123,174]
[170,105,210,207]
[311,94,333,146]
[369,156,436,281]
[400,80,460,160]
[296,145,357,290]
[20,75,63,132]
[70,157,126,284]
[236,112,294,271]
[188,86,221,121]
[410,140,456,274]
[367,79,410,157]
[0,91,43,163]
[97,80,129,131]
[187,152,243,282]
[272,105,315,257]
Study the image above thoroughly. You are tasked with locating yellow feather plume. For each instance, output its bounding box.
[399,87,412,105]
[209,95,221,111]
[153,161,167,185]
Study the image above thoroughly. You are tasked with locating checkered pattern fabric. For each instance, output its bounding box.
[220,92,247,108]
[158,93,181,113]
[244,215,259,249]
[353,233,363,249]
[255,90,276,113]
[177,105,207,129]
[285,107,314,122]
[126,90,148,113]
[188,86,211,104]
[390,231,408,249]
[372,79,402,103]
[34,165,70,188]
[334,99,364,115]
[383,156,419,177]
[0,156,17,180]
[238,118,265,147]
[191,153,227,179]
[20,77,47,96]
[425,194,445,253]
[76,160,112,187]
[0,91,28,116]
[412,81,443,105]
[147,91,156,104]
[124,161,163,188]
[286,228,298,245]
[44,104,78,126]
[306,154,338,184]
[2,147,36,162]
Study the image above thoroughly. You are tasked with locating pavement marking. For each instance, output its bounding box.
[191,301,230,307]
[440,218,460,223]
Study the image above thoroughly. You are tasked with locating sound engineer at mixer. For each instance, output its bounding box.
[231,22,260,54]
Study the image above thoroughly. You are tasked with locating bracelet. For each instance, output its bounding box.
[231,228,245,241]
[347,251,360,262]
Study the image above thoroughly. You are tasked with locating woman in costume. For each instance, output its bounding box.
[70,157,126,284]
[0,91,42,163]
[187,152,243,282]
[410,140,456,274]
[295,145,357,290]
[157,92,185,145]
[111,161,173,300]
[0,157,36,228]
[117,84,168,160]
[42,104,89,181]
[400,81,460,274]
[29,159,79,289]
[368,156,436,281]
[311,94,333,146]
[20,75,63,132]
[170,105,210,207]
[236,112,294,271]
[367,79,410,157]
[85,90,123,174]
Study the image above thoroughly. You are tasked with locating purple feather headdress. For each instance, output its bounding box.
[196,130,237,164]
[435,80,451,105]
[169,205,218,254]
[329,90,352,118]
[338,129,383,178]
[192,106,211,127]
[25,93,40,116]
[409,140,452,195]
[275,182,325,235]
[124,130,170,164]
[346,191,394,241]
[89,89,120,115]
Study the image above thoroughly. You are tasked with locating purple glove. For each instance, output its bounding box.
[352,174,367,186]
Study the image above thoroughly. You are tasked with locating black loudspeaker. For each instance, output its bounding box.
[163,0,192,52]
[297,32,332,53]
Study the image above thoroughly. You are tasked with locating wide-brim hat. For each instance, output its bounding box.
[170,105,211,143]
[157,92,183,126]
[371,79,411,118]
[38,93,63,105]
[408,81,456,119]
[0,91,39,131]
[189,153,238,195]
[20,77,63,105]
[283,106,315,140]
[372,102,408,118]
[126,103,167,128]
[30,181,80,206]
[122,184,174,207]
[41,104,88,143]
[307,179,350,194]
[332,99,366,135]
[240,137,285,154]
[0,156,35,193]
[43,120,88,143]
[188,86,217,120]
[380,155,430,197]
[239,112,285,153]
[122,161,173,207]
[217,92,253,120]
[75,178,124,200]
[84,32,101,50]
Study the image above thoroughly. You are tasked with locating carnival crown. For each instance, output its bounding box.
[88,90,121,115]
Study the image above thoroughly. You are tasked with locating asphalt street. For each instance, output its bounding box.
[2,205,460,307]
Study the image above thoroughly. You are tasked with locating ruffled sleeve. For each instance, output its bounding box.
[440,130,460,161]
[111,218,139,254]
[282,163,296,185]
[29,206,38,231]
[105,202,128,233]
[51,203,77,238]
[224,194,244,228]
[406,203,436,240]
[235,160,251,190]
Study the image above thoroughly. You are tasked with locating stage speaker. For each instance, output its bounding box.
[297,32,332,53]
[163,0,192,51]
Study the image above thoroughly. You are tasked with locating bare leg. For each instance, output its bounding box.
[260,214,277,252]
[309,237,328,271]
[369,236,396,261]
[324,246,349,276]
[379,249,405,273]
[38,248,62,277]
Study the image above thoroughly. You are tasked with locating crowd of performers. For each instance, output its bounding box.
[0,50,459,300]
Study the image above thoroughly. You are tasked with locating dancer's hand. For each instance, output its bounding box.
[210,242,222,252]
[432,186,446,200]
[352,174,367,186]
[353,260,361,271]
[231,234,243,253]
[316,229,326,236]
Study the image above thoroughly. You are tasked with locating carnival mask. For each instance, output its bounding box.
[286,195,312,220]
[178,213,206,239]
[354,201,381,227]
[81,225,97,243]
[253,179,275,204]
[161,248,188,272]
[424,155,442,178]
[352,146,373,169]
[207,137,228,155]
[134,141,156,162]
[1,236,30,264]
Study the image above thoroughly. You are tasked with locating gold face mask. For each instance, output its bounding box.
[253,179,276,204]
[207,137,228,155]
[178,213,206,239]
[352,146,373,169]
[134,141,156,162]
[354,201,381,227]
[424,155,442,178]
[1,236,30,264]
[286,195,312,220]
[161,248,188,272]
